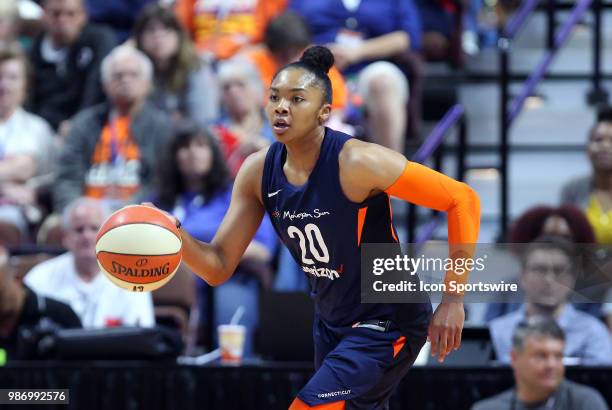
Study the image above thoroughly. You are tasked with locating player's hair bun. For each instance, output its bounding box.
[300,46,335,74]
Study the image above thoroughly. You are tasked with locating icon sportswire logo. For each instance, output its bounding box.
[268,189,283,198]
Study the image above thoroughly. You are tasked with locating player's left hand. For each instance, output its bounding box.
[428,294,465,363]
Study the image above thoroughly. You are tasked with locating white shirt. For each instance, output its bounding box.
[24,253,155,329]
[0,108,55,176]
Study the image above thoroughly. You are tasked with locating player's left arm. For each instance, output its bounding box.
[339,140,481,363]
[339,140,481,246]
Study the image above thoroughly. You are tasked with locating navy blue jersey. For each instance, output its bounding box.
[262,128,431,331]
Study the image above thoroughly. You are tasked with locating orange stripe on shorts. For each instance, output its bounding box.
[289,398,346,409]
[393,336,407,358]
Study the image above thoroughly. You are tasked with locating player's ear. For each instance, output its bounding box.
[318,103,332,125]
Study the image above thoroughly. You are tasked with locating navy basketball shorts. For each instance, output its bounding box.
[297,315,427,410]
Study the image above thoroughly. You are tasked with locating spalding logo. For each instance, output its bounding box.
[111,261,170,277]
[136,258,148,267]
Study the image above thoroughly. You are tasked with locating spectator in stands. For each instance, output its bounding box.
[473,316,608,410]
[463,0,482,56]
[489,237,612,365]
[174,0,286,60]
[134,4,217,127]
[212,58,273,176]
[242,11,351,133]
[0,245,81,360]
[154,121,277,357]
[508,205,596,244]
[289,0,420,152]
[85,0,153,43]
[244,12,348,108]
[485,205,598,323]
[0,2,19,48]
[25,197,155,328]
[0,45,54,243]
[53,45,172,212]
[4,1,45,50]
[27,0,115,131]
[561,106,612,245]
[415,0,462,63]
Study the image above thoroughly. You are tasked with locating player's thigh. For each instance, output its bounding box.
[312,316,340,370]
[297,327,404,407]
[349,334,427,410]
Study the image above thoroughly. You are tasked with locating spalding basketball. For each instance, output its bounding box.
[95,205,182,292]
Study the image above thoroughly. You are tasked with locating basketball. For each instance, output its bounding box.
[95,205,182,292]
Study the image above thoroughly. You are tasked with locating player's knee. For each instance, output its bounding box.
[289,397,346,410]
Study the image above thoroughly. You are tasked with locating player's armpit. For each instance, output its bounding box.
[384,161,481,291]
[289,398,345,410]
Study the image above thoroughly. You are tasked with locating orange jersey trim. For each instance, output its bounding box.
[289,398,345,410]
[356,206,368,247]
[387,196,399,242]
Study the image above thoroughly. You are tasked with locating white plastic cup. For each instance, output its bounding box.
[218,324,246,364]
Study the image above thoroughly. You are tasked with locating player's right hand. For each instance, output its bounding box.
[428,297,465,363]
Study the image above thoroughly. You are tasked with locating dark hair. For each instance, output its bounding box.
[156,121,231,210]
[520,235,577,273]
[133,4,200,93]
[588,104,612,140]
[512,316,565,351]
[273,46,334,104]
[508,205,595,244]
[264,11,311,54]
[596,105,612,123]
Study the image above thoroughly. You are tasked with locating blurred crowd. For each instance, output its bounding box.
[0,0,610,385]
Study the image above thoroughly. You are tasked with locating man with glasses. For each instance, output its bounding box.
[24,197,154,328]
[489,236,612,365]
[473,316,608,410]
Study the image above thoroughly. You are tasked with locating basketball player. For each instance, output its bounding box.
[157,46,480,409]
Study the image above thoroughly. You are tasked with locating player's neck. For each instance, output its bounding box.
[284,127,325,173]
